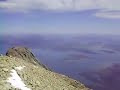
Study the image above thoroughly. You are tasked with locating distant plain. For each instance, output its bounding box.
[1,34,120,90]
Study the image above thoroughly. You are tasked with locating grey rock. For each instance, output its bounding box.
[2,68,9,72]
[6,47,50,70]
[0,64,5,68]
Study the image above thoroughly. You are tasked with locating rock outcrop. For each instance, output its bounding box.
[0,47,91,90]
[6,47,49,70]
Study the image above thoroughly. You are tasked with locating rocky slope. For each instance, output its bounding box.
[0,47,90,90]
[6,47,50,70]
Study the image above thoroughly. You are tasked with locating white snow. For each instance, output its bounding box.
[7,66,31,90]
[15,66,26,71]
[33,65,38,68]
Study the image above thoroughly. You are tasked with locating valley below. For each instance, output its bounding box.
[1,34,120,90]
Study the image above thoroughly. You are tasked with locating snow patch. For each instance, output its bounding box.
[33,65,38,68]
[7,67,31,90]
[15,66,26,71]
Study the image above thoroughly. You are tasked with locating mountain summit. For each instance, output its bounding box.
[0,47,90,90]
[6,47,49,70]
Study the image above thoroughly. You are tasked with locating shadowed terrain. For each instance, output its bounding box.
[80,63,120,90]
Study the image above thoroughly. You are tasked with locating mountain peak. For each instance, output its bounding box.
[6,47,49,70]
[0,47,90,90]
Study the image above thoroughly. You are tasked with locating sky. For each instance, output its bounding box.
[0,0,120,35]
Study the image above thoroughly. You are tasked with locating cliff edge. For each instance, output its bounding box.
[0,47,90,90]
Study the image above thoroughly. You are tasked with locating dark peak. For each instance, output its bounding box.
[6,47,36,61]
[6,47,50,70]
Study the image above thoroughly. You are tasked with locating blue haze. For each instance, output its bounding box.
[1,34,120,90]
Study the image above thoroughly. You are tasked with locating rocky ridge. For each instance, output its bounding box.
[0,47,90,90]
[6,47,49,70]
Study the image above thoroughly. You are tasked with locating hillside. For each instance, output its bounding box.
[0,47,90,90]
